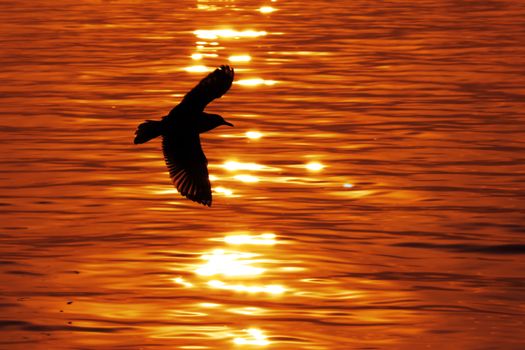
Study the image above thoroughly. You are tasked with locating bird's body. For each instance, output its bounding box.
[134,65,235,207]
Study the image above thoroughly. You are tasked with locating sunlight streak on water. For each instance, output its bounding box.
[199,303,221,309]
[193,29,267,40]
[172,277,194,288]
[258,6,277,14]
[213,186,235,196]
[245,131,263,139]
[235,78,277,86]
[228,54,252,62]
[196,250,265,277]
[2,0,525,348]
[233,328,270,346]
[234,174,260,183]
[208,280,286,295]
[184,65,211,73]
[223,233,276,245]
[305,162,325,171]
[222,161,267,171]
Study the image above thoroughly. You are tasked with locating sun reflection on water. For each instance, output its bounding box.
[234,174,259,183]
[184,65,211,73]
[233,328,270,346]
[245,131,263,139]
[236,78,277,86]
[172,277,194,288]
[305,161,325,171]
[208,280,285,295]
[194,29,267,40]
[224,233,276,245]
[198,302,221,309]
[229,54,252,62]
[193,233,288,297]
[213,186,235,196]
[196,249,265,277]
[258,6,277,14]
[227,306,265,316]
[222,161,267,171]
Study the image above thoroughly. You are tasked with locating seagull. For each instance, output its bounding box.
[134,65,235,207]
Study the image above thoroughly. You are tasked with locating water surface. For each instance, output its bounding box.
[1,0,525,349]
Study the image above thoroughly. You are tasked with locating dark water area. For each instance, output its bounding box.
[1,0,525,349]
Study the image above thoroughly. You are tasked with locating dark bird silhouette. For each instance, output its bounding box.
[134,65,235,207]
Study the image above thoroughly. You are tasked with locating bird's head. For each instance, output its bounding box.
[209,113,234,128]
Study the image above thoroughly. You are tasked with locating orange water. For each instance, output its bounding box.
[1,1,525,349]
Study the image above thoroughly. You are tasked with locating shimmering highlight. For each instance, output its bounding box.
[193,29,267,39]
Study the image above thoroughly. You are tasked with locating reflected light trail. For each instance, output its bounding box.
[234,174,259,183]
[184,65,210,73]
[172,277,193,288]
[245,131,263,139]
[214,186,234,196]
[197,4,219,11]
[229,55,251,62]
[236,78,277,86]
[196,250,264,276]
[194,29,267,40]
[305,162,324,171]
[150,187,178,195]
[223,161,266,171]
[199,302,221,308]
[259,6,277,14]
[234,328,270,346]
[224,233,276,245]
[208,280,285,295]
[228,307,265,315]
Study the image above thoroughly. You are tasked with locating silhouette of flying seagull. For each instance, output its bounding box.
[133,65,235,207]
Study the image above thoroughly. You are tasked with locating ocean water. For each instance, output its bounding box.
[1,0,524,349]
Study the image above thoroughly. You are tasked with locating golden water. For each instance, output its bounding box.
[1,0,525,349]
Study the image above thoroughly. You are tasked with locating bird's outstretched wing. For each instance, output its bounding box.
[171,65,234,115]
[162,133,212,206]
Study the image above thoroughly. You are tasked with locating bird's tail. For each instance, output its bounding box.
[134,120,163,144]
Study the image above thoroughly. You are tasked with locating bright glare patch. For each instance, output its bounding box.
[194,29,267,40]
[191,53,203,60]
[184,65,210,73]
[343,183,354,188]
[224,233,276,245]
[172,277,193,288]
[196,250,264,276]
[234,328,270,346]
[245,131,263,139]
[199,302,221,308]
[259,6,276,13]
[305,162,324,171]
[223,161,265,171]
[208,280,285,295]
[234,174,259,183]
[228,307,265,315]
[152,188,178,195]
[197,4,219,10]
[236,78,277,86]
[214,186,233,196]
[229,55,251,62]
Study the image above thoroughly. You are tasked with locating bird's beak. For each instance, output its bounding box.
[223,121,234,127]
